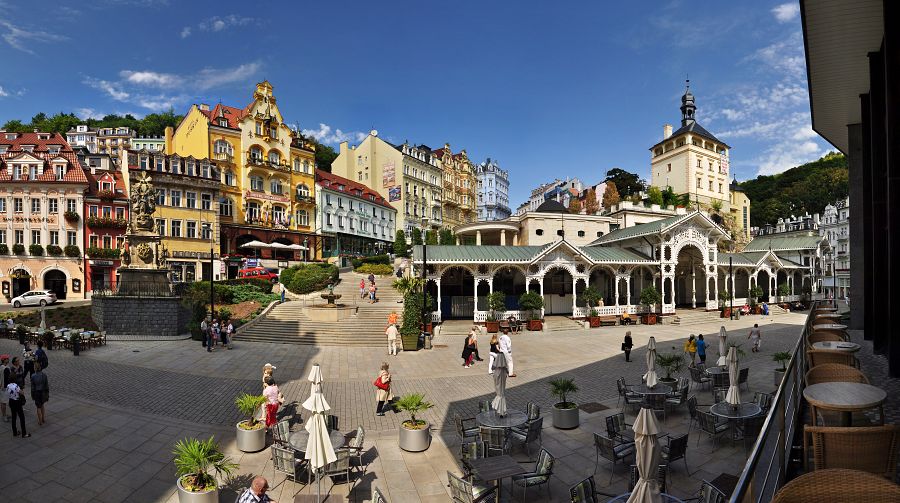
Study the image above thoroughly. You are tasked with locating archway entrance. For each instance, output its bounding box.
[440,267,474,319]
[589,267,615,306]
[543,267,573,315]
[674,245,706,308]
[43,270,67,299]
[757,270,771,302]
[492,267,526,310]
[11,269,31,298]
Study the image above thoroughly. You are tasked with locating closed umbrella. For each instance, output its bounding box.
[491,352,509,416]
[39,306,46,331]
[725,346,741,406]
[627,407,662,503]
[302,363,336,503]
[716,326,728,366]
[644,337,658,388]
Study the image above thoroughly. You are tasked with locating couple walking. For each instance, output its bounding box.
[462,327,515,376]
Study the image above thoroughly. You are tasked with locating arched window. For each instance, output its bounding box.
[293,158,302,172]
[249,146,263,162]
[304,160,311,173]
[219,197,234,217]
[249,175,264,192]
[246,201,260,222]
[296,209,309,226]
[272,205,285,224]
[268,150,281,165]
[213,140,232,154]
[296,184,310,198]
[223,170,235,186]
[270,178,283,195]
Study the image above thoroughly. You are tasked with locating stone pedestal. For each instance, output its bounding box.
[92,295,189,337]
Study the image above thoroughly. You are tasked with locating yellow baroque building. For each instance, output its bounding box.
[166,81,318,274]
[432,143,476,229]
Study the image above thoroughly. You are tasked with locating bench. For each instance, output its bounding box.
[598,316,618,326]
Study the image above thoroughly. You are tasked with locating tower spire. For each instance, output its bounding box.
[680,78,696,127]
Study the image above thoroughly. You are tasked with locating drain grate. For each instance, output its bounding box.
[579,402,609,413]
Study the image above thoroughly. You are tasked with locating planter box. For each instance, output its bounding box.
[658,378,678,392]
[527,319,543,331]
[552,404,580,429]
[176,477,218,503]
[588,316,601,328]
[721,308,731,318]
[398,422,431,452]
[641,314,658,325]
[774,368,786,387]
[485,321,500,333]
[235,422,266,452]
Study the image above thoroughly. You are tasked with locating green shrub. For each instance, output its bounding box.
[29,244,44,256]
[46,245,63,256]
[284,263,339,294]
[217,307,232,320]
[229,283,278,304]
[64,245,81,257]
[12,244,24,255]
[279,267,295,287]
[356,263,393,276]
[0,244,7,255]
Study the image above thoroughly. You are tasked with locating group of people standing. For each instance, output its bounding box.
[360,274,379,304]
[200,317,234,352]
[2,340,50,438]
[461,327,516,377]
[621,323,764,363]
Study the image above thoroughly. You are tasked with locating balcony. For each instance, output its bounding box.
[214,151,234,163]
[246,156,290,173]
[295,194,315,204]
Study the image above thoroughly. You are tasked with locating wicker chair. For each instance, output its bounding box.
[804,363,869,385]
[447,470,497,503]
[772,468,900,502]
[807,332,844,345]
[807,350,857,368]
[806,425,899,479]
[810,327,849,341]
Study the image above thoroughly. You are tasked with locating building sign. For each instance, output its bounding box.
[388,186,401,202]
[246,258,259,268]
[72,279,81,293]
[245,190,289,204]
[382,161,395,187]
[1,215,58,224]
[719,150,729,175]
[171,250,219,259]
[89,260,115,267]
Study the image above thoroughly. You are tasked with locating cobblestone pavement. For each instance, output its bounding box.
[0,312,807,502]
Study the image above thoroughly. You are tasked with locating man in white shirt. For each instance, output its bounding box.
[385,323,399,356]
[498,332,515,377]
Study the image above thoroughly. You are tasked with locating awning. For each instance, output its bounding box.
[240,240,271,249]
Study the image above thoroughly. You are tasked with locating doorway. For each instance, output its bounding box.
[43,270,67,299]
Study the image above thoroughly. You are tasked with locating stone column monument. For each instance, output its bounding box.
[116,173,172,295]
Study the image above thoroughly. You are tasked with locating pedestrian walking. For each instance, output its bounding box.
[9,357,24,388]
[374,362,392,416]
[368,273,375,285]
[30,362,48,426]
[385,322,399,356]
[212,319,220,348]
[6,380,28,437]
[387,310,398,326]
[622,331,633,362]
[0,355,10,422]
[499,331,515,377]
[34,341,48,371]
[262,376,284,430]
[22,342,35,378]
[470,326,484,361]
[222,319,233,350]
[461,330,477,368]
[748,323,762,352]
[697,334,707,364]
[262,363,276,391]
[684,334,697,366]
[201,317,210,351]
[360,278,366,298]
[488,334,500,375]
[369,282,377,303]
[280,286,286,304]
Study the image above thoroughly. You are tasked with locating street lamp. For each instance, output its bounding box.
[303,237,309,263]
[729,256,734,320]
[421,217,429,342]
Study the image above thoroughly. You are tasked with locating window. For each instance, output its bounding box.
[536,229,544,236]
[186,221,197,239]
[31,230,41,245]
[718,183,723,194]
[201,194,212,210]
[214,140,232,154]
[200,162,210,178]
[186,192,196,209]
[337,215,344,228]
[88,205,98,217]
[170,190,182,207]
[270,179,283,195]
[67,231,76,246]
[326,213,332,226]
[48,231,59,246]
[14,198,23,213]
[155,189,166,206]
[0,231,5,245]
[250,176,264,191]
[55,165,65,180]
[186,160,195,176]
[325,193,331,205]
[102,235,112,249]
[247,201,260,221]
[170,220,182,237]
[297,184,310,198]
[255,122,263,135]
[294,159,302,172]
[597,231,604,237]
[31,199,40,214]
[557,230,564,237]
[709,161,714,172]
[201,223,212,241]
[115,207,125,219]
[15,230,24,245]
[102,207,112,218]
[0,199,5,213]
[219,198,233,217]
[578,230,585,237]
[116,236,125,249]
[155,157,165,172]
[297,210,309,226]
[89,235,99,248]
[708,180,713,191]
[224,170,235,186]
[272,206,285,223]
[155,219,166,236]
[268,151,281,165]
[667,163,671,172]
[249,146,262,162]
[171,158,181,174]
[47,199,57,214]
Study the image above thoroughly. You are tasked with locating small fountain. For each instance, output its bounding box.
[319,284,342,308]
[306,283,356,322]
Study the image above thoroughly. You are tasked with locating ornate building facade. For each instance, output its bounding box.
[475,157,511,221]
[315,169,396,259]
[821,197,850,299]
[432,144,476,228]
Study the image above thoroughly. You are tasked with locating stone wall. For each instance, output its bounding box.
[92,296,190,337]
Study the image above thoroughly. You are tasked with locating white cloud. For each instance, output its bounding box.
[0,19,67,53]
[746,31,806,81]
[772,3,800,23]
[76,108,106,120]
[301,123,367,145]
[194,62,261,90]
[120,70,180,87]
[0,86,8,97]
[756,126,825,176]
[84,78,131,101]
[181,15,255,38]
[180,26,191,38]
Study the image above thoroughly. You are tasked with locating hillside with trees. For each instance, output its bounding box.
[739,152,849,227]
[2,111,183,137]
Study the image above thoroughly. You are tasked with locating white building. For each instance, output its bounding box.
[66,125,98,153]
[475,157,511,221]
[821,197,850,299]
[131,136,165,152]
[315,169,396,260]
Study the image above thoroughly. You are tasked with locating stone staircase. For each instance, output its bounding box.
[670,309,725,326]
[542,315,586,332]
[236,273,403,346]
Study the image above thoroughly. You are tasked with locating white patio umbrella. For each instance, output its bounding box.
[268,242,291,249]
[627,406,662,503]
[302,364,336,503]
[286,243,309,250]
[716,326,728,366]
[39,306,46,331]
[491,352,509,416]
[725,346,741,406]
[644,336,658,388]
[239,240,272,249]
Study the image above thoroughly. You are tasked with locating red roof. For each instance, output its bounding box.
[85,169,128,199]
[315,169,394,209]
[200,103,250,129]
[0,131,87,183]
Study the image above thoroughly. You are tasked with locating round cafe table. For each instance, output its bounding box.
[289,429,346,453]
[803,382,887,426]
[476,409,527,429]
[814,312,841,319]
[812,323,847,331]
[710,402,762,443]
[607,493,685,502]
[631,384,673,396]
[811,341,860,353]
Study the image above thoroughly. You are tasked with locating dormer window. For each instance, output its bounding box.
[99,181,113,191]
[0,146,7,154]
[155,157,165,172]
[171,158,180,174]
[186,160,195,176]
[48,146,60,155]
[200,162,210,178]
[29,165,39,180]
[218,119,228,127]
[55,165,65,180]
[22,145,34,152]
[5,133,16,140]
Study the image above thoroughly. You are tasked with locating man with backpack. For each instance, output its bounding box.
[34,342,48,371]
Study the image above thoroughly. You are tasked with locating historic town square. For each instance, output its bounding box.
[0,1,896,502]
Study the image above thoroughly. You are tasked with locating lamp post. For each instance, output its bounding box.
[421,217,430,347]
[729,256,734,320]
[303,237,309,263]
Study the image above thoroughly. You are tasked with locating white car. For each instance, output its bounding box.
[11,290,57,308]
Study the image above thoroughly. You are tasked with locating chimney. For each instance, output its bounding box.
[164,126,174,154]
[199,103,210,112]
[663,124,673,139]
[33,128,39,133]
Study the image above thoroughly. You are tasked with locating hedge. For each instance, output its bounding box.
[350,254,391,269]
[356,263,393,276]
[283,263,339,295]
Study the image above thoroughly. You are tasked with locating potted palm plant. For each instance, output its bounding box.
[519,291,544,331]
[173,436,237,503]
[485,292,506,333]
[749,285,764,313]
[396,393,434,452]
[550,377,580,429]
[640,286,662,325]
[773,351,791,387]
[719,289,733,318]
[581,287,602,327]
[655,351,685,390]
[234,393,267,452]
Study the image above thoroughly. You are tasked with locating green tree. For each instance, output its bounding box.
[647,186,664,205]
[438,228,455,245]
[604,168,646,196]
[1,120,28,132]
[393,230,408,257]
[601,183,620,210]
[425,230,438,245]
[584,188,599,214]
[568,197,582,214]
[411,228,423,246]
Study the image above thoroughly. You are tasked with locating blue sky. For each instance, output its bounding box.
[0,0,829,207]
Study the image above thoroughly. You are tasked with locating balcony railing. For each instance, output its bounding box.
[295,194,315,204]
[214,151,234,163]
[246,156,290,172]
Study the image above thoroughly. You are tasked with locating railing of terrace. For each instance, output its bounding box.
[730,301,828,502]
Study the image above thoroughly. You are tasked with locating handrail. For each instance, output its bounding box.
[730,301,824,502]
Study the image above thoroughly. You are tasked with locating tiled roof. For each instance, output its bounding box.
[717,252,765,267]
[589,213,690,245]
[201,103,250,129]
[315,169,393,210]
[667,121,727,147]
[85,169,128,198]
[743,235,824,252]
[412,245,547,263]
[582,247,655,263]
[0,132,87,183]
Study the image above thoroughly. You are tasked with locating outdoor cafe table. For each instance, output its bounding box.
[710,402,762,442]
[468,454,526,500]
[631,384,673,397]
[811,341,860,353]
[476,410,528,429]
[607,493,685,502]
[803,382,887,427]
[814,312,842,319]
[813,323,847,331]
[814,306,838,312]
[705,366,727,375]
[289,429,346,453]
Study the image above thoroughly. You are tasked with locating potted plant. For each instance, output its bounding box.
[719,289,733,318]
[519,291,544,331]
[395,393,434,452]
[12,243,25,255]
[773,351,792,387]
[234,393,267,452]
[640,286,662,325]
[172,436,237,503]
[0,244,7,255]
[749,285,763,313]
[549,377,580,429]
[582,287,602,327]
[485,291,506,333]
[64,210,80,223]
[655,352,685,390]
[777,283,790,302]
[64,245,81,258]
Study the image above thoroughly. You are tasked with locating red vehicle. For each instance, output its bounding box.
[238,267,279,283]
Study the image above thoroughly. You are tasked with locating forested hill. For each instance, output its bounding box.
[740,152,848,227]
[2,111,183,137]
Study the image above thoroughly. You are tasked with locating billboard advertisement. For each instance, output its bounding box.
[388,186,401,202]
[382,162,395,187]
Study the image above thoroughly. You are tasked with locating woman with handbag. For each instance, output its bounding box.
[5,379,28,437]
[622,331,633,362]
[374,362,392,416]
[30,362,49,426]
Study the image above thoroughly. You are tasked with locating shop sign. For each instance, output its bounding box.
[245,190,289,204]
[1,215,57,224]
[246,258,259,268]
[90,260,115,267]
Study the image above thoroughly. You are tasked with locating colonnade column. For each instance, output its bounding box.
[691,268,697,309]
[571,275,579,314]
[513,233,519,246]
[500,230,506,246]
[625,276,632,307]
[476,230,482,246]
[614,277,620,306]
[435,278,442,319]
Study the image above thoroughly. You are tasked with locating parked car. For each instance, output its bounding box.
[237,267,279,283]
[10,290,58,308]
